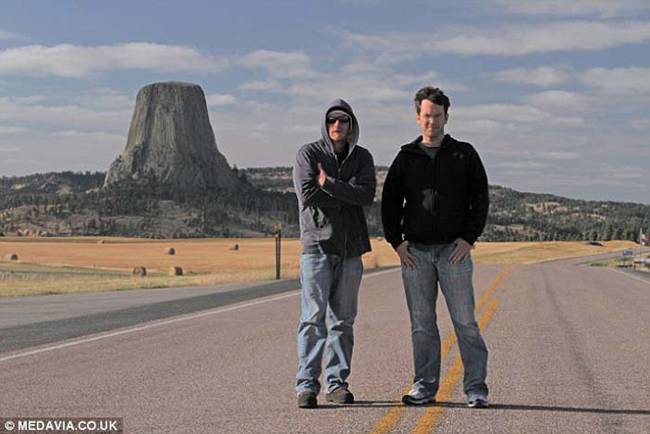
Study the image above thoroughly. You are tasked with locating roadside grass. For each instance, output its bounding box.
[472,240,637,264]
[590,252,650,273]
[0,237,639,297]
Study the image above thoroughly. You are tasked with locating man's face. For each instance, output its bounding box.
[416,100,447,142]
[327,112,351,144]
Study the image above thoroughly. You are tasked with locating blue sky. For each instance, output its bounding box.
[0,0,649,203]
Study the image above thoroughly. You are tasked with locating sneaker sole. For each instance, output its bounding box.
[298,400,317,409]
[297,394,318,409]
[468,400,488,408]
[325,394,354,404]
[402,395,436,406]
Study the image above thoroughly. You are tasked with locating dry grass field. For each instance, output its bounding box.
[0,237,639,297]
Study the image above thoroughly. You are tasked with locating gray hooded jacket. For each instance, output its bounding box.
[292,99,376,257]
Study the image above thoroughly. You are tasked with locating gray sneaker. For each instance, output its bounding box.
[326,385,354,404]
[467,393,488,408]
[402,389,436,406]
[297,391,317,409]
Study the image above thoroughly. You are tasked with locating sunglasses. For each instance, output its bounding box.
[327,115,350,124]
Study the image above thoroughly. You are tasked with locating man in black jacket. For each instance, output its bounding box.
[381,87,490,408]
[293,99,376,409]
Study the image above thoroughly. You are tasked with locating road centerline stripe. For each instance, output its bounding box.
[370,266,510,434]
[412,296,501,434]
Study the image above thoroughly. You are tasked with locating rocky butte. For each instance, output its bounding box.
[104,81,240,192]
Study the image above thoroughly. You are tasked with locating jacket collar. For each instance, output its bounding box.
[401,134,453,155]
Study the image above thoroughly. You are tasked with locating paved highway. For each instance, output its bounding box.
[0,256,648,433]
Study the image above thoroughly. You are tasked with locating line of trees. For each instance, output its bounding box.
[0,170,648,241]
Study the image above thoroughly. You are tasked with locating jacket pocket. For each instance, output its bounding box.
[314,208,329,229]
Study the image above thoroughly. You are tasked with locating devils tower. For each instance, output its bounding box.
[104,81,239,191]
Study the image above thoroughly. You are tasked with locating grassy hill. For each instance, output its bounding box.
[1,168,648,242]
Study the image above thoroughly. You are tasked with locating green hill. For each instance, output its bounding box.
[1,168,648,242]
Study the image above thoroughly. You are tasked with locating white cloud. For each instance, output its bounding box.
[580,67,650,94]
[239,80,280,91]
[526,90,590,110]
[205,93,237,106]
[344,21,650,56]
[338,0,381,5]
[0,126,28,134]
[286,76,411,103]
[627,118,650,129]
[0,43,227,77]
[76,88,134,110]
[0,30,26,41]
[50,130,124,141]
[392,72,467,91]
[493,0,650,18]
[491,160,549,170]
[239,50,314,79]
[493,66,573,86]
[0,96,131,132]
[539,151,581,160]
[0,146,20,153]
[453,103,584,127]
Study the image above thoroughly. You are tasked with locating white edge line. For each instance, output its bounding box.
[0,267,400,363]
[608,267,650,286]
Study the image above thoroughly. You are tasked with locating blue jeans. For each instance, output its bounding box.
[296,254,363,394]
[402,242,488,397]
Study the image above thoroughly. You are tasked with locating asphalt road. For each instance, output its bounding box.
[0,257,648,433]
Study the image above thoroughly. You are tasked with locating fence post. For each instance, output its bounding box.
[275,226,282,280]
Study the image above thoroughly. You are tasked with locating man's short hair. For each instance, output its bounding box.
[414,87,450,115]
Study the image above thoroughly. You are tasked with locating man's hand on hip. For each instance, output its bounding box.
[396,241,415,270]
[449,238,472,264]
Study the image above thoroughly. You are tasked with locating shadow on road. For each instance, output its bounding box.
[437,401,650,416]
[309,400,650,415]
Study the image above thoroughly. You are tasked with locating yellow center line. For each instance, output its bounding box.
[372,331,458,434]
[411,297,501,434]
[370,266,511,434]
[475,265,511,314]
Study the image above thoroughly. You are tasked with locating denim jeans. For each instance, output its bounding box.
[296,254,363,394]
[402,242,488,397]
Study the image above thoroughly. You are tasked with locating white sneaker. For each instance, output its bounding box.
[402,389,436,406]
[467,393,488,408]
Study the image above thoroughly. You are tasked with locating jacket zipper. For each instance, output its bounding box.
[338,164,348,258]
[432,147,440,237]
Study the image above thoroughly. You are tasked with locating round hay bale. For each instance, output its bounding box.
[169,266,183,276]
[4,253,18,261]
[229,244,240,251]
[164,247,176,255]
[97,239,105,244]
[132,266,147,277]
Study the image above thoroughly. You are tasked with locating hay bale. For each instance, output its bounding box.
[164,247,176,255]
[229,244,240,251]
[169,266,183,276]
[4,253,18,261]
[97,240,105,244]
[132,266,147,277]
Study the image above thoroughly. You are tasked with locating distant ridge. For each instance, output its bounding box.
[1,168,648,242]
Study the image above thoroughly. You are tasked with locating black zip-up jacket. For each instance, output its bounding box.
[381,134,489,249]
[293,99,376,257]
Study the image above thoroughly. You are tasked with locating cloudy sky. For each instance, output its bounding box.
[1,0,649,203]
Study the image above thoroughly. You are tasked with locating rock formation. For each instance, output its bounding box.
[104,81,239,191]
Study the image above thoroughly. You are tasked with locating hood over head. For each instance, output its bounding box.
[320,98,359,154]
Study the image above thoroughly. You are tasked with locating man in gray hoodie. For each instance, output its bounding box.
[293,99,376,409]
